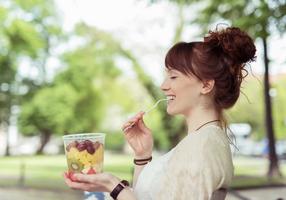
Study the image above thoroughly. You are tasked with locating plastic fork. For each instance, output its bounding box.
[123,98,168,132]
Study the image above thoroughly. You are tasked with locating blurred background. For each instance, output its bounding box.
[0,0,285,199]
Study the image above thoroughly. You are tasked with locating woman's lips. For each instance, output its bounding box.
[167,95,175,104]
[166,95,175,100]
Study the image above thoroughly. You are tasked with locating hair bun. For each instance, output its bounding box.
[204,27,256,65]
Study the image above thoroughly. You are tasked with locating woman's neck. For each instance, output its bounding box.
[185,106,220,134]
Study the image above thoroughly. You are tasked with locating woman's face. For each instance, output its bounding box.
[160,69,203,116]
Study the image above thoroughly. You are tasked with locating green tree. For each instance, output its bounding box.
[0,0,62,155]
[18,24,118,153]
[19,24,164,153]
[19,84,79,153]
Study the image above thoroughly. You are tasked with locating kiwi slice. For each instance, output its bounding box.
[68,158,84,173]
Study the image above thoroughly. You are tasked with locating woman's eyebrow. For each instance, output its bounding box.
[166,69,175,73]
[169,70,180,75]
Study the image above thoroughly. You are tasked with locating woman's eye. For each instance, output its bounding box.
[170,76,177,79]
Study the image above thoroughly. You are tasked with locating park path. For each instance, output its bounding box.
[0,186,83,200]
[226,186,286,200]
[0,186,285,200]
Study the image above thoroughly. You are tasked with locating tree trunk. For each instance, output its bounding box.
[262,37,281,178]
[4,123,10,156]
[36,130,52,155]
[4,105,12,156]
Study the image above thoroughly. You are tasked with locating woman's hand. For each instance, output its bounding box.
[64,172,120,192]
[122,111,153,158]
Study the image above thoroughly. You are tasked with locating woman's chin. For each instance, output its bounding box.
[166,107,177,115]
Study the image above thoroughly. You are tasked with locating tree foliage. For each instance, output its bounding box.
[0,0,62,155]
[18,23,167,152]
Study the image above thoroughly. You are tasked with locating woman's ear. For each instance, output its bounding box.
[201,79,215,94]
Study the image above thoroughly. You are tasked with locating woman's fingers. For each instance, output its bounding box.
[64,174,93,191]
[64,172,92,184]
[122,121,135,131]
[64,171,78,182]
[122,111,145,131]
[73,173,95,183]
[64,173,96,191]
[137,119,151,133]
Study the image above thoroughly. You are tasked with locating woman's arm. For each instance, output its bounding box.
[121,112,153,187]
[132,156,152,187]
[104,174,138,200]
[115,186,137,200]
[132,164,145,188]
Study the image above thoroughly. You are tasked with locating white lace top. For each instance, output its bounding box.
[134,125,234,200]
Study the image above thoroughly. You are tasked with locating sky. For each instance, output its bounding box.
[55,0,286,85]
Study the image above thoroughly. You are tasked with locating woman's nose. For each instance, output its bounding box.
[160,79,169,92]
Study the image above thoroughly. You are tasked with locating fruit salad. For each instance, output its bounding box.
[65,139,104,174]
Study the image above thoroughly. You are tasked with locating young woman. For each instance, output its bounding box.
[64,26,256,200]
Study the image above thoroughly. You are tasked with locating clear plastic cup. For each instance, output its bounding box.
[63,133,105,174]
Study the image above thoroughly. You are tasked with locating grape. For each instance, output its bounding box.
[77,141,87,151]
[84,140,93,146]
[66,141,79,152]
[86,145,95,154]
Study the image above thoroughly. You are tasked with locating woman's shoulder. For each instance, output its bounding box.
[179,125,228,150]
[169,124,233,174]
[172,125,232,169]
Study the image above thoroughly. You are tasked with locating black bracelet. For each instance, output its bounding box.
[134,156,152,162]
[121,180,130,187]
[134,161,149,165]
[134,156,152,165]
[110,180,129,200]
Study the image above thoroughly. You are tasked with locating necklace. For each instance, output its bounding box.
[195,119,220,131]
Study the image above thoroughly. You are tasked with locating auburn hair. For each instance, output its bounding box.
[165,27,256,128]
